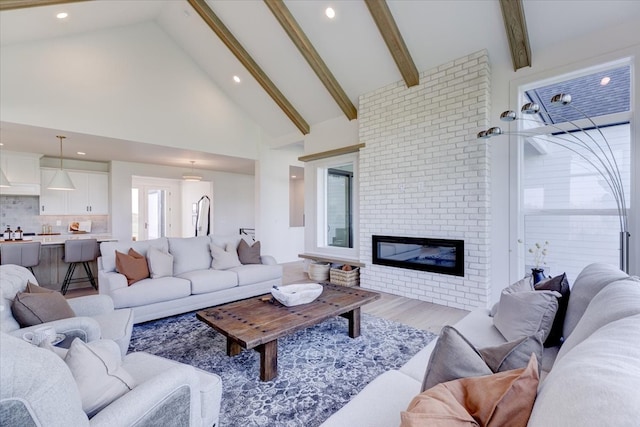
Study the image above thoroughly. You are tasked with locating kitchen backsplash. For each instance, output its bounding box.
[0,196,109,234]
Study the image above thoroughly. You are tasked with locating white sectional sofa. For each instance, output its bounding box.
[321,263,640,426]
[98,235,282,324]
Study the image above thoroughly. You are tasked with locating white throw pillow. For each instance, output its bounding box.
[147,246,174,279]
[64,339,136,417]
[210,243,242,270]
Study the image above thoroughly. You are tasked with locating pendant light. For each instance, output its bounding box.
[47,135,75,190]
[182,161,202,182]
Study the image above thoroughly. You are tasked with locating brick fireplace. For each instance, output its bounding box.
[358,50,491,311]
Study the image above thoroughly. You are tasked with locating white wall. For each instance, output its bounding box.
[0,21,260,159]
[255,143,305,263]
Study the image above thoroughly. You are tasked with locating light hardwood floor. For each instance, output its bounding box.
[67,261,468,335]
[282,261,468,334]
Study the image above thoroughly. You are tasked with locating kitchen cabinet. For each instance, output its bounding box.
[67,171,109,214]
[0,151,42,196]
[39,169,67,214]
[40,169,109,215]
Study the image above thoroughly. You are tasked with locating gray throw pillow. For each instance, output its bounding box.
[237,239,261,264]
[11,287,75,327]
[210,243,242,270]
[422,326,543,392]
[146,246,174,279]
[493,289,560,342]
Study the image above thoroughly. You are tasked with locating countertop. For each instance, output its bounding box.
[0,234,116,245]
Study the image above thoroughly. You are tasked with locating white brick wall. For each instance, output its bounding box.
[358,50,491,310]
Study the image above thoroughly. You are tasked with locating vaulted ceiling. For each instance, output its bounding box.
[1,0,639,171]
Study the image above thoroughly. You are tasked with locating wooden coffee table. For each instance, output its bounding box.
[196,283,380,381]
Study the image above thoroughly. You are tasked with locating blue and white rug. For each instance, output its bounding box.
[129,311,436,427]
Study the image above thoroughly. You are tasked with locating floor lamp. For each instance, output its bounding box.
[478,93,630,273]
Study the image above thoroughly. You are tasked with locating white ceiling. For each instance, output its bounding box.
[1,0,640,173]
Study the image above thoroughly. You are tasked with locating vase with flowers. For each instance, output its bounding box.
[528,241,549,284]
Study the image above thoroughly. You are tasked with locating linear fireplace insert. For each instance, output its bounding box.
[372,235,464,277]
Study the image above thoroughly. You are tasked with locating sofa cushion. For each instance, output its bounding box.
[422,326,542,391]
[169,237,213,276]
[109,277,191,309]
[490,277,532,317]
[562,262,629,339]
[493,288,560,342]
[177,269,238,295]
[11,288,75,327]
[534,273,570,347]
[100,238,168,273]
[230,264,283,286]
[115,249,150,285]
[237,240,261,264]
[147,247,174,279]
[529,315,640,427]
[555,278,640,363]
[403,354,539,427]
[209,244,242,270]
[64,338,136,418]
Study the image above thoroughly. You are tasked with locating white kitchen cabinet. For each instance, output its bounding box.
[39,169,67,215]
[40,169,109,215]
[67,171,109,214]
[0,151,42,196]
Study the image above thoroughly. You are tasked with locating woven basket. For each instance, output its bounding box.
[330,267,360,287]
[308,262,330,281]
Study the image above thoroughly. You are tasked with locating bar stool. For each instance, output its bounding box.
[61,239,98,295]
[0,242,41,277]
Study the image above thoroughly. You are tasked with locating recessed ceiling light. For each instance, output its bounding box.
[233,75,241,83]
[291,175,297,179]
[77,151,86,156]
[325,7,335,19]
[600,76,611,86]
[56,12,68,19]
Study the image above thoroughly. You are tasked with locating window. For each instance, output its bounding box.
[307,152,359,258]
[517,62,632,281]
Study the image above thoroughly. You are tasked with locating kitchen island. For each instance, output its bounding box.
[0,234,116,292]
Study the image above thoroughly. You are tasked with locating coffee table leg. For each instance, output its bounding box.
[346,307,361,338]
[227,338,242,356]
[258,340,278,381]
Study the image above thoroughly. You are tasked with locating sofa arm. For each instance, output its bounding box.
[98,271,128,295]
[9,317,101,343]
[89,365,201,427]
[260,255,278,265]
[67,295,115,317]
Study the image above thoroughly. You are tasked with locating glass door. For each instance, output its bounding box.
[132,185,171,241]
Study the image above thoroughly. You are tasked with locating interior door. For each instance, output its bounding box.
[132,185,171,241]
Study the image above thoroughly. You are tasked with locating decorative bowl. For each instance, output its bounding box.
[270,283,323,307]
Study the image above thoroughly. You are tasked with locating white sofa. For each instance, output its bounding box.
[321,263,640,426]
[98,235,282,324]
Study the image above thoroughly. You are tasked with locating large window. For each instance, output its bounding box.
[517,62,632,281]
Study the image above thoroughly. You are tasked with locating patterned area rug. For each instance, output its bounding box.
[129,311,436,427]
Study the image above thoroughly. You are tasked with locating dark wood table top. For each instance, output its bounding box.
[196,284,380,349]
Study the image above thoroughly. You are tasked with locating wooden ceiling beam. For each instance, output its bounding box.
[186,0,310,135]
[264,0,357,121]
[499,0,532,70]
[0,0,89,11]
[364,0,419,88]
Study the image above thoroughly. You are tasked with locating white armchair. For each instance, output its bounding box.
[0,264,134,356]
[0,332,222,426]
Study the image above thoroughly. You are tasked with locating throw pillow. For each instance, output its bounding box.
[237,239,262,264]
[115,249,150,285]
[490,277,532,317]
[11,286,75,328]
[422,326,542,391]
[146,246,174,279]
[210,243,242,270]
[402,354,539,427]
[535,272,571,347]
[64,338,136,418]
[493,288,560,342]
